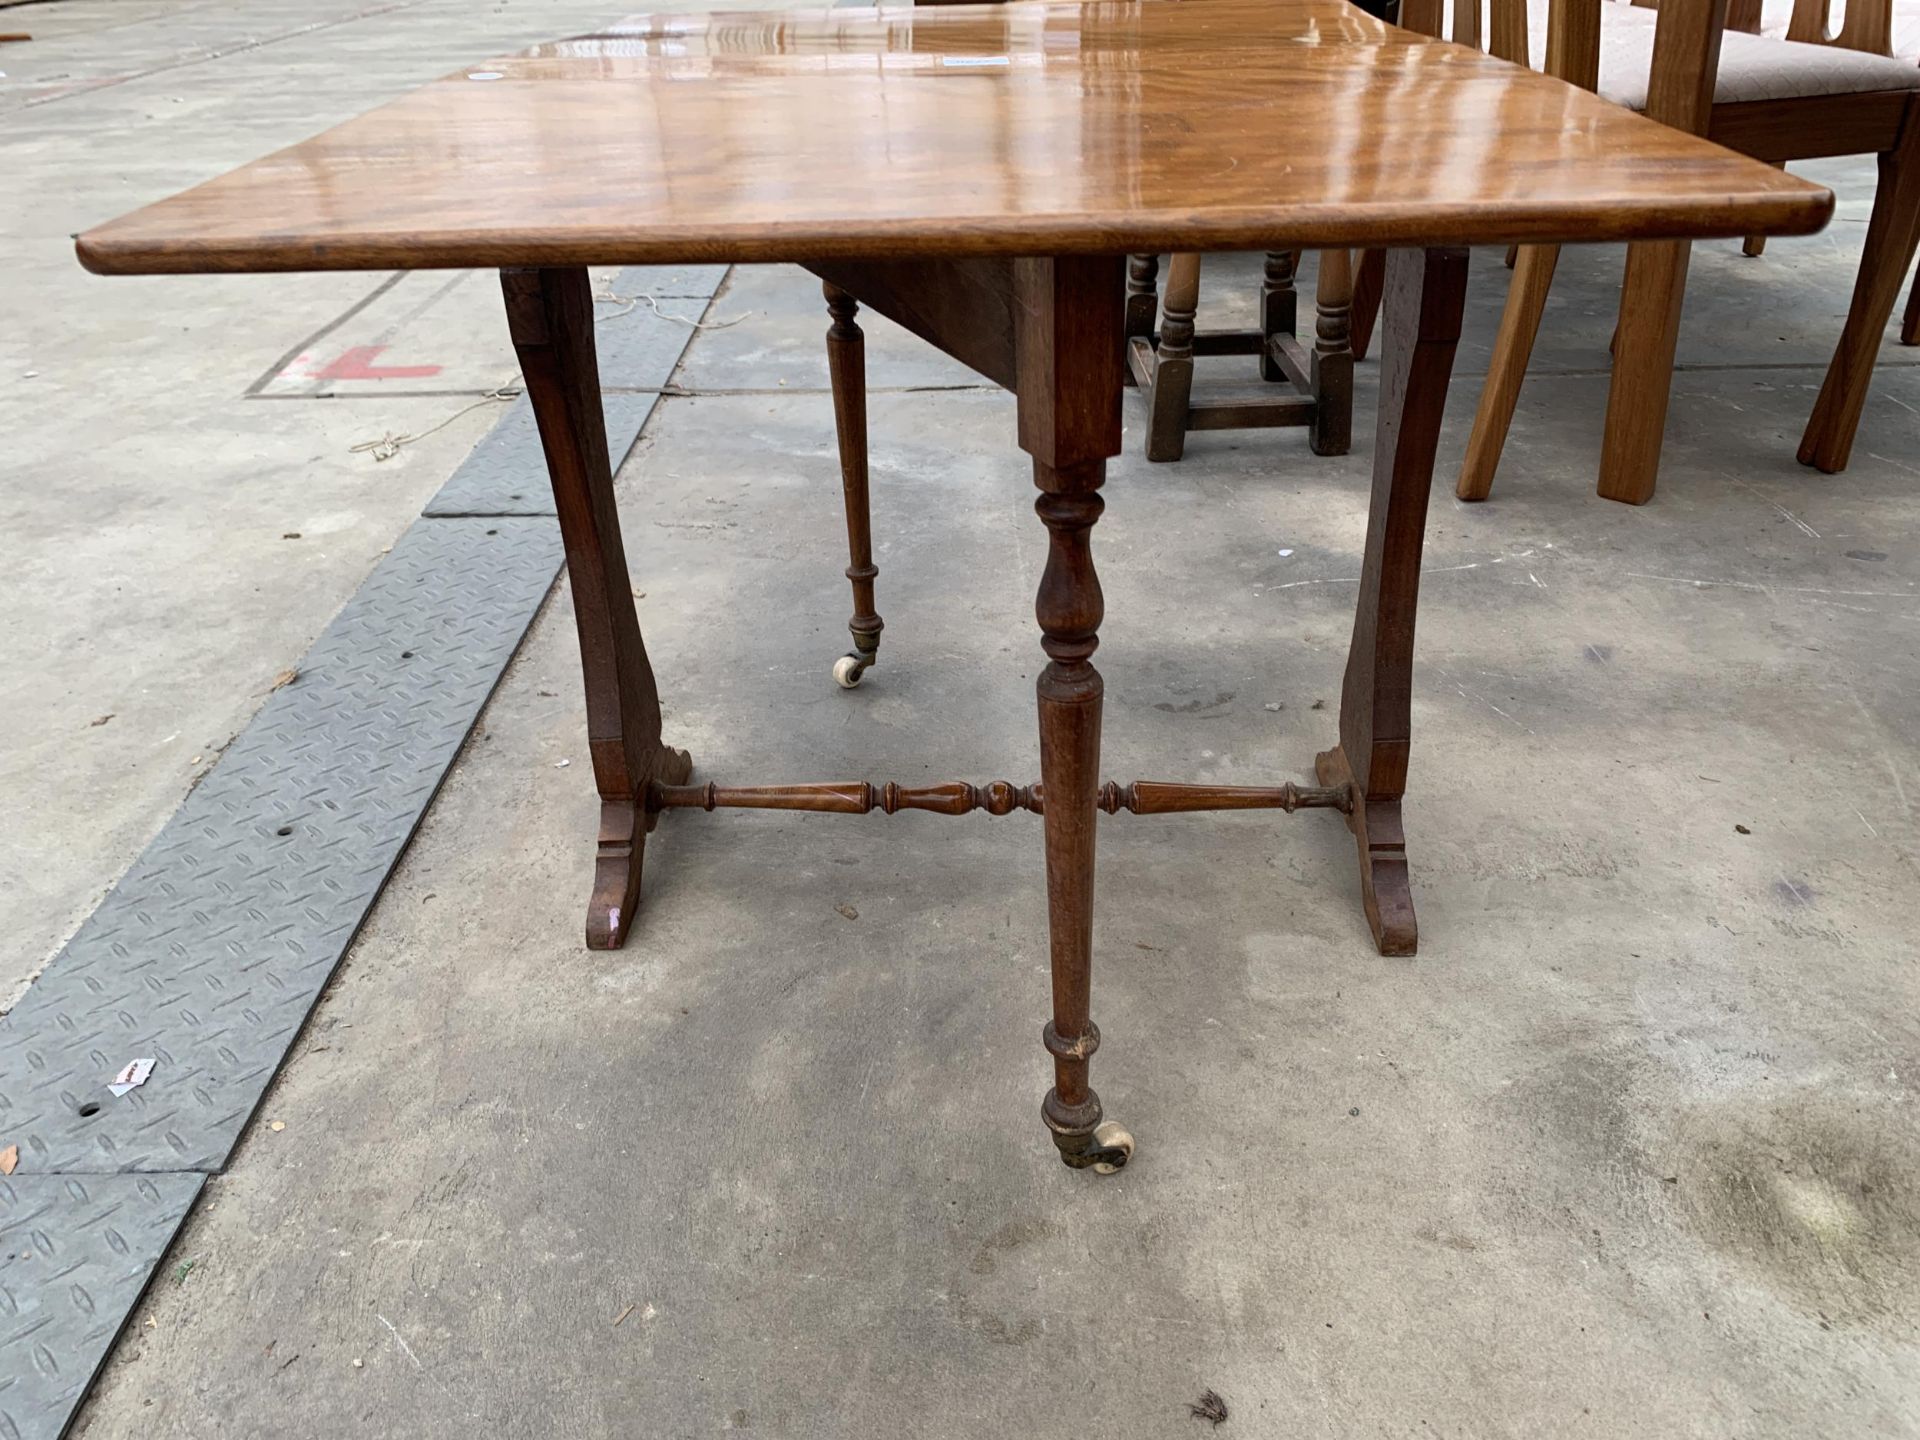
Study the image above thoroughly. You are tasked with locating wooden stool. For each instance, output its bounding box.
[1124,249,1355,461]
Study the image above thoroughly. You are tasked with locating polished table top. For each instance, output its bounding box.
[76,0,1833,275]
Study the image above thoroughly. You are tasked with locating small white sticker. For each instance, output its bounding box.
[108,1057,157,1097]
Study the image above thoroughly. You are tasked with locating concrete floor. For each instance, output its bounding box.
[0,0,738,1010]
[8,3,1920,1436]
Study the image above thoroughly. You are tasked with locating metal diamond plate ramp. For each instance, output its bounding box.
[424,390,661,517]
[586,277,718,393]
[0,517,563,1175]
[425,264,719,516]
[0,1173,203,1440]
[0,261,719,1437]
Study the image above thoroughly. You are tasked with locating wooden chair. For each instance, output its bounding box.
[1124,248,1354,462]
[1350,0,1533,362]
[1122,0,1461,461]
[1449,0,1920,503]
[1751,0,1920,340]
[810,0,1381,683]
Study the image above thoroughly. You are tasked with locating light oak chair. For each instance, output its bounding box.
[1349,0,1532,362]
[1753,0,1920,340]
[1452,0,1920,504]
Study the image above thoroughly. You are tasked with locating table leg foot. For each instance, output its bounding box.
[587,746,692,949]
[1315,744,1416,957]
[1046,1089,1134,1173]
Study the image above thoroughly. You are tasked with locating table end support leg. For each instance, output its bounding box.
[503,266,692,950]
[1316,246,1468,959]
[1017,254,1132,1172]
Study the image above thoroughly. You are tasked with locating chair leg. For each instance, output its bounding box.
[824,283,883,687]
[1124,253,1159,348]
[1350,247,1385,362]
[1456,243,1560,502]
[1310,247,1354,456]
[1799,119,1920,473]
[1259,250,1300,381]
[1597,240,1692,505]
[1144,252,1201,462]
[1904,264,1920,346]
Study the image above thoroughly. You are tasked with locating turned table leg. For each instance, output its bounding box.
[1315,247,1467,958]
[823,282,883,688]
[1016,254,1134,1172]
[503,266,693,949]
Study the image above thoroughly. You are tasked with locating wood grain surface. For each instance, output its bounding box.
[76,0,1833,275]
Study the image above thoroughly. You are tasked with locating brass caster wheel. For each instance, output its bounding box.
[1089,1120,1135,1174]
[832,652,874,689]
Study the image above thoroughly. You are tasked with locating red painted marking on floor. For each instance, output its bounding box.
[312,345,443,381]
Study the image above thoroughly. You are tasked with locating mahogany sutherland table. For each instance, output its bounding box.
[78,0,1832,1172]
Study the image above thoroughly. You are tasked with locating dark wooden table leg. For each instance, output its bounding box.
[1015,254,1134,1172]
[1315,247,1467,958]
[823,282,883,688]
[503,266,693,950]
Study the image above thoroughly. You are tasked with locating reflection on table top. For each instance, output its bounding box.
[77,0,1833,276]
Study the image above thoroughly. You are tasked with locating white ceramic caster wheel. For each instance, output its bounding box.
[832,654,866,689]
[1090,1120,1135,1174]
